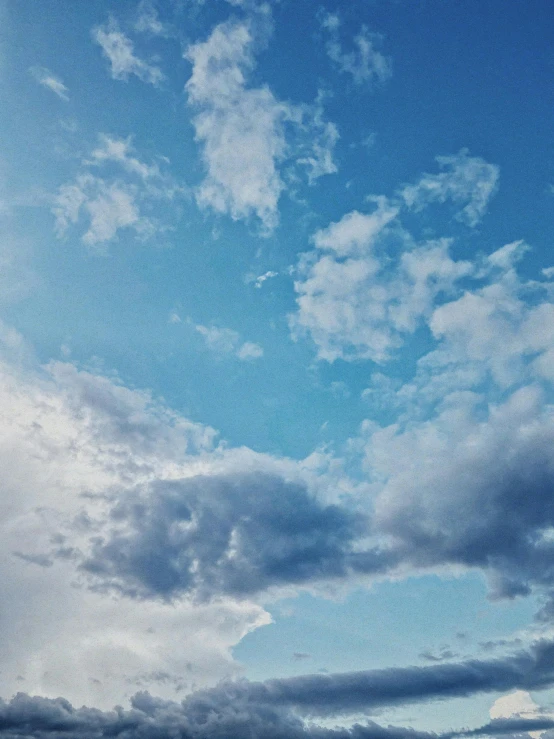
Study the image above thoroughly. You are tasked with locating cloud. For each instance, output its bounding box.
[0,691,439,739]
[361,382,554,602]
[67,470,393,600]
[321,13,392,87]
[87,134,161,180]
[400,150,499,227]
[185,17,338,233]
[195,323,264,361]
[290,198,472,362]
[53,174,146,247]
[0,342,271,707]
[93,18,164,86]
[53,135,181,248]
[245,269,279,288]
[490,689,552,739]
[4,641,554,738]
[135,0,167,36]
[29,66,69,100]
[185,18,288,233]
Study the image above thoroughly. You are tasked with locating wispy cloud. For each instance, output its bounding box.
[195,322,263,361]
[52,134,181,248]
[29,66,69,100]
[92,18,164,86]
[321,13,392,87]
[400,149,499,227]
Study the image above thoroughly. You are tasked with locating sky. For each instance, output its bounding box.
[1,0,554,737]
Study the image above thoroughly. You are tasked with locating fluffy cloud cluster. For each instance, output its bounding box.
[0,340,271,707]
[290,197,473,362]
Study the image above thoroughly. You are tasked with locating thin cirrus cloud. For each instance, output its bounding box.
[29,66,69,100]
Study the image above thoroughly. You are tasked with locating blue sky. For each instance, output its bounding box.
[2,0,554,737]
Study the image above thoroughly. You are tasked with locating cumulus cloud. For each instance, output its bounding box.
[290,198,472,362]
[93,18,164,85]
[400,150,499,227]
[68,471,395,601]
[195,323,263,361]
[361,383,554,602]
[185,17,338,233]
[321,13,392,87]
[29,66,69,100]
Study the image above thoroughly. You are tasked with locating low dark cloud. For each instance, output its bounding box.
[72,472,393,601]
[0,691,438,739]
[3,642,554,738]
[204,639,554,718]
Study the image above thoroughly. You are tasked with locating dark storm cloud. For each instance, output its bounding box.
[75,473,394,601]
[3,642,554,738]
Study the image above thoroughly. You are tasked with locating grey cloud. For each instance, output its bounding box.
[419,649,458,663]
[369,386,554,606]
[0,689,437,739]
[3,642,554,737]
[73,472,393,601]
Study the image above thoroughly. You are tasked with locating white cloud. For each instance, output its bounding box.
[321,13,392,87]
[489,690,552,738]
[53,174,146,247]
[245,270,278,288]
[29,66,69,101]
[401,149,499,227]
[428,244,554,389]
[290,198,472,362]
[88,134,161,180]
[185,17,338,233]
[135,1,166,36]
[53,135,181,248]
[93,19,164,86]
[0,340,270,708]
[195,323,263,361]
[185,19,288,233]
